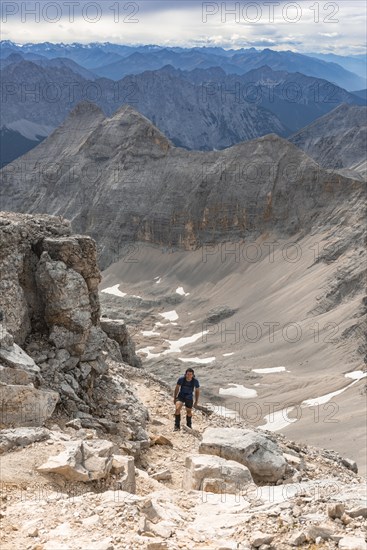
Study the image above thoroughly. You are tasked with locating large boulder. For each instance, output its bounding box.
[182,454,253,493]
[199,428,287,483]
[0,328,40,377]
[37,439,116,481]
[0,384,59,427]
[0,328,38,385]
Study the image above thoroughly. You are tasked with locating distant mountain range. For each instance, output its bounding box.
[1,41,365,90]
[1,52,365,165]
[1,101,362,269]
[307,52,367,80]
[290,104,367,178]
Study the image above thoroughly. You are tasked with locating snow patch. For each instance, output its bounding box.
[345,370,367,380]
[159,310,179,321]
[219,384,258,399]
[101,284,126,298]
[176,286,190,296]
[252,367,287,374]
[179,356,215,364]
[259,408,297,432]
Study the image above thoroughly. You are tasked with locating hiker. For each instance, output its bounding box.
[173,367,200,431]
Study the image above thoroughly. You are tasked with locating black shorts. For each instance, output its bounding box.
[176,396,193,409]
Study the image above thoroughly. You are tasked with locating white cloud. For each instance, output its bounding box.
[1,0,366,55]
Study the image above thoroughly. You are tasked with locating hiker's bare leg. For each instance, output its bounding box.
[175,401,183,415]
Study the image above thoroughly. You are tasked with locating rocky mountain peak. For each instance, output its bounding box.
[92,103,173,154]
[68,100,105,119]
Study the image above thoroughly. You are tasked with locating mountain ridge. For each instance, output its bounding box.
[1,100,363,269]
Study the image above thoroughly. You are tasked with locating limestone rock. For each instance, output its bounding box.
[289,531,307,546]
[347,506,367,518]
[328,503,346,519]
[115,455,136,493]
[306,524,333,541]
[199,428,287,483]
[251,532,274,547]
[151,469,172,481]
[0,213,149,442]
[182,454,252,492]
[36,252,93,356]
[0,323,14,349]
[37,439,115,481]
[37,441,88,481]
[0,384,59,427]
[338,537,367,550]
[0,213,71,343]
[0,342,40,375]
[0,364,35,385]
[0,426,50,453]
[100,318,141,367]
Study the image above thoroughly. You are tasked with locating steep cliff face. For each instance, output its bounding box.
[0,212,147,439]
[1,102,364,269]
[290,104,367,177]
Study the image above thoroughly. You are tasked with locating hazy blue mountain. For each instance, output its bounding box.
[93,47,365,90]
[0,52,97,79]
[307,52,367,80]
[1,41,364,90]
[0,126,44,167]
[0,60,287,153]
[352,89,367,101]
[91,49,241,79]
[227,49,366,90]
[156,64,365,131]
[0,41,124,68]
[1,58,364,162]
[30,57,98,79]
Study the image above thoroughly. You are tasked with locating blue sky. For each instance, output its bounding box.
[1,0,366,55]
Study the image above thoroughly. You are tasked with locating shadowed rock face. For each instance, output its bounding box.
[1,102,363,269]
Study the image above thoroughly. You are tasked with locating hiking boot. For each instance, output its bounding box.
[174,414,181,431]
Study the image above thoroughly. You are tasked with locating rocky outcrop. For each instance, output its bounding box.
[100,318,141,368]
[199,427,287,483]
[0,212,148,440]
[0,426,50,453]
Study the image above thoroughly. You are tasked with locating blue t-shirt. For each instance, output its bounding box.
[177,375,200,400]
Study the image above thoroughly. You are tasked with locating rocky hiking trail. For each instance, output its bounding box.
[1,364,366,550]
[0,212,365,550]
